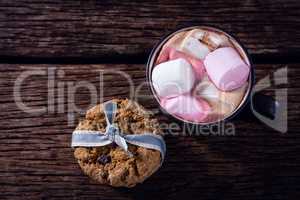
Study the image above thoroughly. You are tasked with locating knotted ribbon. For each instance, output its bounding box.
[72,101,166,164]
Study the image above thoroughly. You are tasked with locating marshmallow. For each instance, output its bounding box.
[203,32,231,49]
[161,95,211,122]
[194,76,220,99]
[194,76,248,120]
[183,29,231,50]
[169,48,205,80]
[191,30,206,40]
[156,47,171,64]
[180,37,210,59]
[152,58,196,97]
[204,47,250,91]
[184,29,206,41]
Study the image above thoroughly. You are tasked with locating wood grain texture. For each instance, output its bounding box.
[0,63,299,200]
[0,0,299,59]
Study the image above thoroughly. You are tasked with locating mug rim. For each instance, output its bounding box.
[146,25,255,126]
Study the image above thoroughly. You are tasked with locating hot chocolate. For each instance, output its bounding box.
[151,27,250,123]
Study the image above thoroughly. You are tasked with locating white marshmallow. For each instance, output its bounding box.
[180,37,210,59]
[152,58,196,97]
[193,31,206,40]
[206,32,231,49]
[184,29,206,40]
[195,76,220,100]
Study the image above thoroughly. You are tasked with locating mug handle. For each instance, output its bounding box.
[251,92,278,120]
[249,91,287,133]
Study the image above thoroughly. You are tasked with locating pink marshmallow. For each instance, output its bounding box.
[156,47,171,64]
[169,48,206,80]
[204,47,250,91]
[161,95,211,122]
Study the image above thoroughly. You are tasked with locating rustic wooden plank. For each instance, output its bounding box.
[0,63,299,200]
[0,0,299,59]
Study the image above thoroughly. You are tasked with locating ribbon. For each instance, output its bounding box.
[72,101,166,164]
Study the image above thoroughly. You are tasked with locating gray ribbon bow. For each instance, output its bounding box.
[72,101,166,164]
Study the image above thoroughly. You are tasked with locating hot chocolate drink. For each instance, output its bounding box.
[151,27,251,123]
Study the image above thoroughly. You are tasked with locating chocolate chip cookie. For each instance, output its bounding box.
[73,99,163,187]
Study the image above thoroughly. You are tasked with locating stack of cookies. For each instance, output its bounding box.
[73,99,164,187]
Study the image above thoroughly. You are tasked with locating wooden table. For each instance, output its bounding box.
[1,1,299,199]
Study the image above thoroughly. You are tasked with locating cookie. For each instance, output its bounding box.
[73,99,164,187]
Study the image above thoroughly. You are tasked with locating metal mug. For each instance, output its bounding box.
[146,25,277,126]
